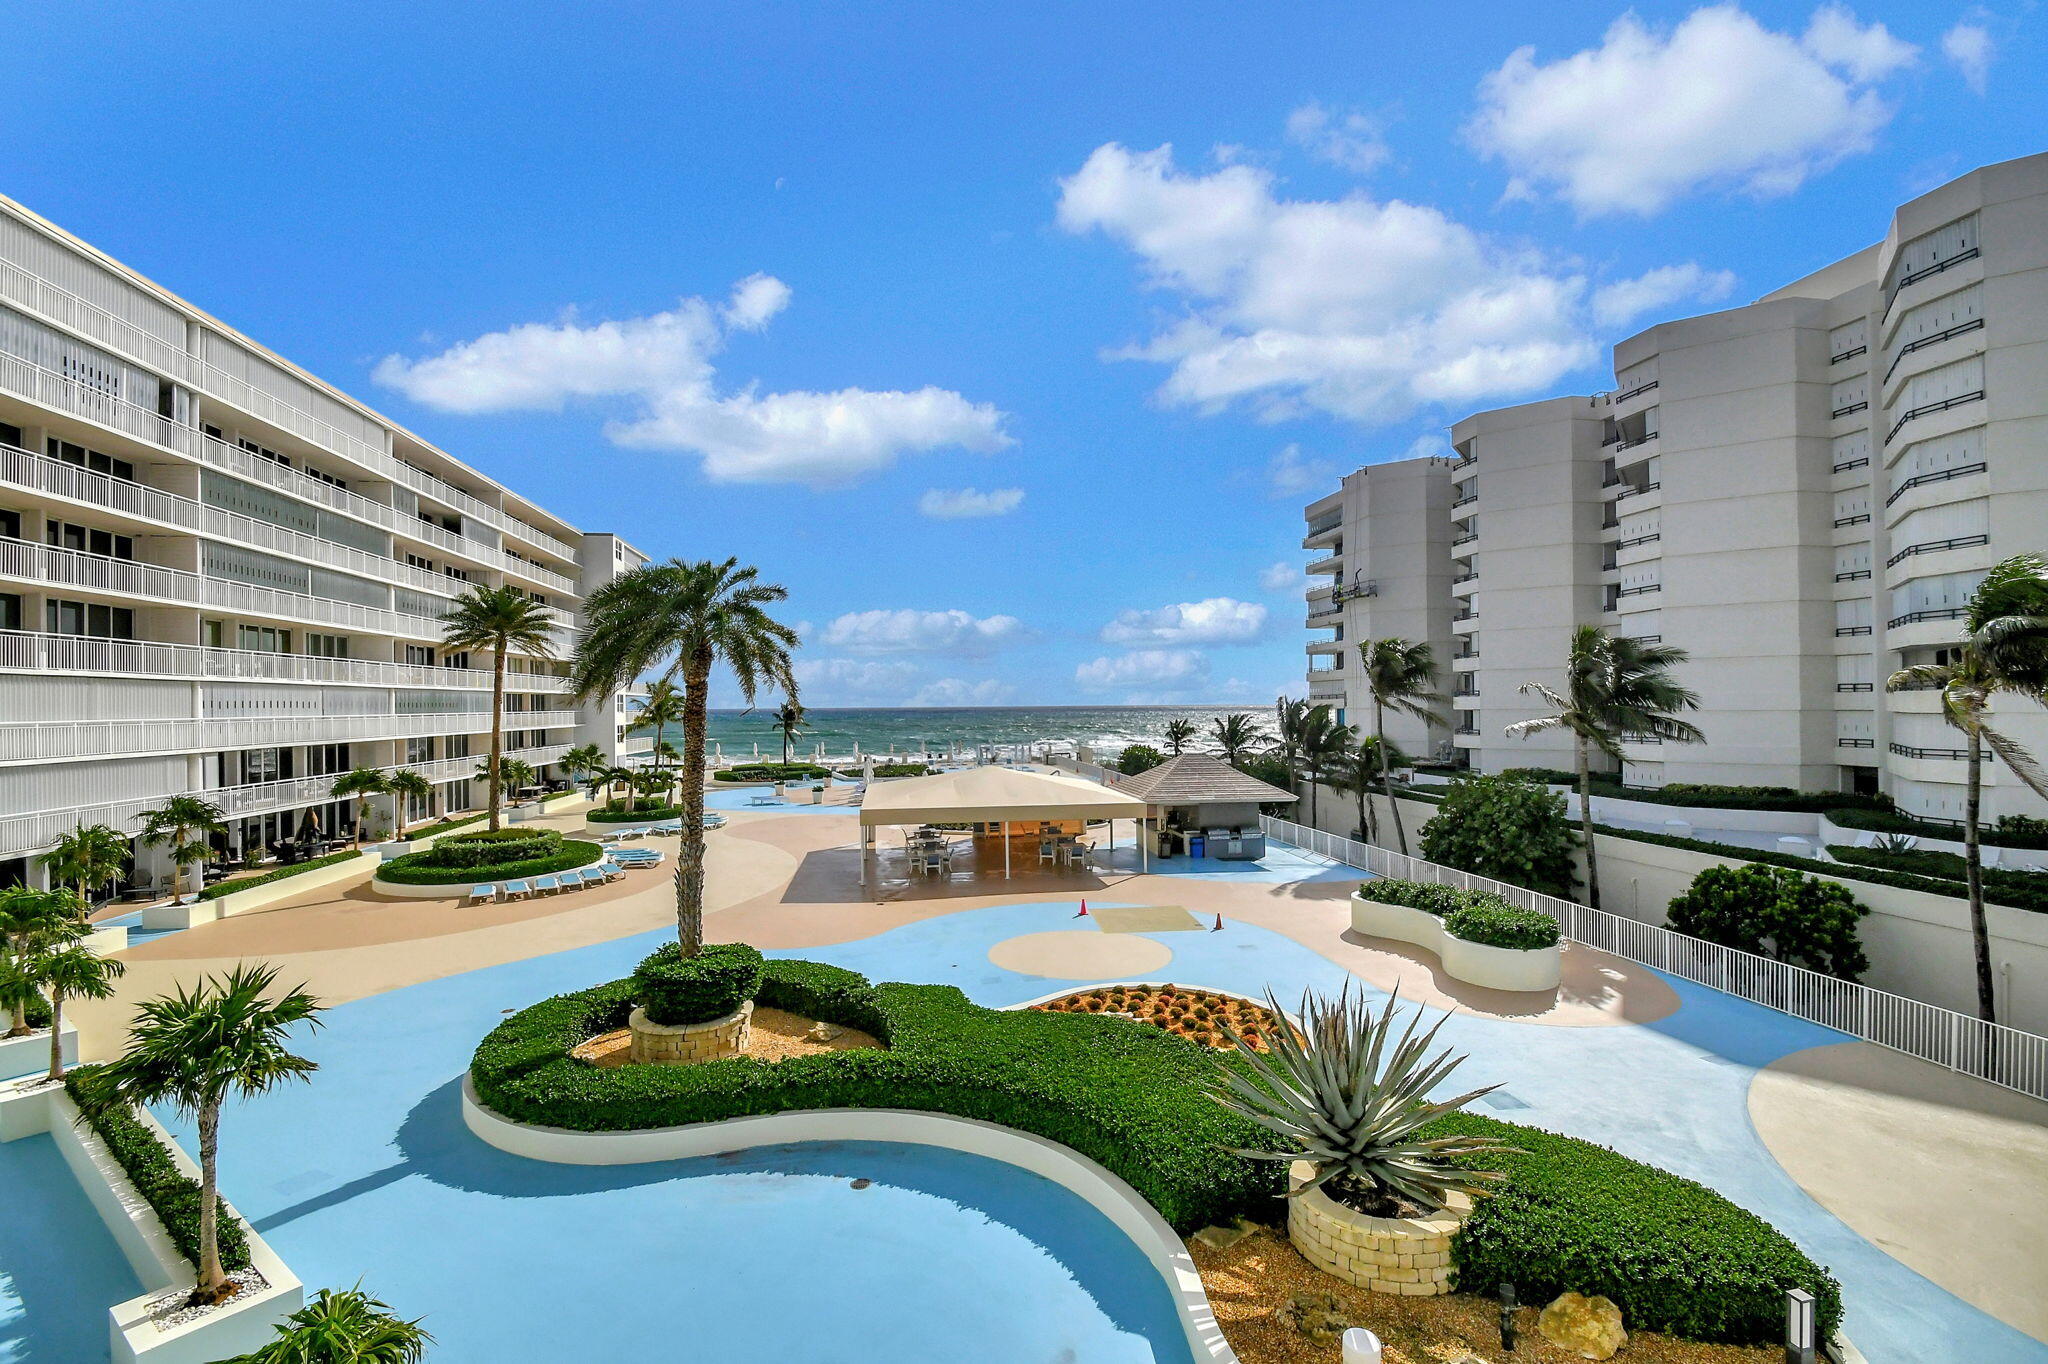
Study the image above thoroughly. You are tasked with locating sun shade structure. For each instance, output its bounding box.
[1111,753,1294,862]
[859,765,1148,827]
[1109,753,1297,806]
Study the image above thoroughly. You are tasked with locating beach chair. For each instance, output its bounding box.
[595,832,623,846]
[501,880,531,901]
[466,883,500,906]
[579,867,606,888]
[601,861,625,882]
[533,875,560,895]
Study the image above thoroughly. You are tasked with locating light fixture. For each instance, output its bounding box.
[1785,1287,1815,1364]
[1341,1326,1384,1364]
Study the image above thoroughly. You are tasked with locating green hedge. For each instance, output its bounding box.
[633,943,764,1025]
[1826,845,2048,912]
[1498,770,1889,815]
[713,763,829,783]
[1439,1113,1841,1344]
[404,812,491,839]
[414,830,561,870]
[63,1068,251,1273]
[1355,878,1560,950]
[471,959,1837,1343]
[588,802,684,823]
[375,839,601,886]
[1828,806,2048,851]
[196,849,363,901]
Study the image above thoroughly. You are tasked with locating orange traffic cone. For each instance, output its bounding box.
[1212,912,1224,932]
[1076,899,1089,917]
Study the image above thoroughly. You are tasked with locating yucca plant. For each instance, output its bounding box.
[1210,985,1509,1215]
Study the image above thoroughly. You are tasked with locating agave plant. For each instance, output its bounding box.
[1209,984,1508,1213]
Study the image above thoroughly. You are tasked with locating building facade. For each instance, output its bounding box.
[1302,153,2048,826]
[0,196,650,889]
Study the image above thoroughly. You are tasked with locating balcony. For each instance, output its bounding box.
[1306,637,1345,655]
[0,709,581,765]
[0,629,575,692]
[0,741,571,858]
[1305,555,1344,576]
[1301,519,1342,550]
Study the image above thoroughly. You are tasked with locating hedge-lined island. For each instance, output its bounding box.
[470,948,1842,1355]
[375,828,605,888]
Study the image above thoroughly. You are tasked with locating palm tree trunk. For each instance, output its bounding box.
[1307,767,1319,827]
[1376,701,1407,856]
[676,653,712,957]
[196,1101,225,1297]
[1575,734,1601,911]
[1965,728,1995,1021]
[487,645,507,833]
[46,990,64,1081]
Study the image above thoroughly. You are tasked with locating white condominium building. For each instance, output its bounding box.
[1302,153,2048,827]
[0,196,651,890]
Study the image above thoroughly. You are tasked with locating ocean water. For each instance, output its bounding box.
[692,705,1261,761]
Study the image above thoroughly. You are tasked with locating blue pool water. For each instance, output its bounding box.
[0,1132,141,1364]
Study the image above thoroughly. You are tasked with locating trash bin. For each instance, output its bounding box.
[1189,835,1206,858]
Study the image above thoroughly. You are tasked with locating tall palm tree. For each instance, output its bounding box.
[583,764,636,808]
[137,795,228,901]
[233,1285,432,1364]
[1161,717,1197,756]
[1210,712,1267,768]
[0,887,79,1034]
[75,964,323,1304]
[770,698,808,765]
[38,823,131,912]
[1506,625,1703,912]
[440,585,559,832]
[1333,732,1407,845]
[571,558,798,956]
[636,680,687,772]
[385,770,436,833]
[27,924,124,1081]
[559,743,605,790]
[1270,696,1311,801]
[1298,704,1356,828]
[1358,638,1448,857]
[329,768,391,848]
[1886,554,2048,1022]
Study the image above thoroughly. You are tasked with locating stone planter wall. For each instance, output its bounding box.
[627,1001,753,1064]
[1349,893,1561,992]
[1286,1160,1467,1296]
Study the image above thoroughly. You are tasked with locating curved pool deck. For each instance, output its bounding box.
[23,807,2048,1363]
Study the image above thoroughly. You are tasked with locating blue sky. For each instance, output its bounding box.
[5,1,2039,706]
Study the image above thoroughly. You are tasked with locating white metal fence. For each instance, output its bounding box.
[1260,815,2048,1103]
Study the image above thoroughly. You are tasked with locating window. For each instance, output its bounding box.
[45,599,134,639]
[0,422,20,448]
[45,438,136,483]
[445,735,469,759]
[0,593,19,631]
[306,467,349,490]
[203,619,225,648]
[305,744,351,777]
[404,644,436,666]
[238,437,291,469]
[405,738,436,764]
[45,520,134,560]
[239,748,282,783]
[304,632,350,659]
[238,625,292,653]
[444,651,470,669]
[406,554,434,572]
[0,509,18,540]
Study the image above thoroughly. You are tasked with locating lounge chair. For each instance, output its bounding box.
[600,861,625,882]
[501,880,531,900]
[577,867,604,888]
[466,883,500,906]
[533,875,560,895]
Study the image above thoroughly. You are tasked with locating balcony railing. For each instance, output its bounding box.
[1612,378,1659,404]
[1885,389,1984,444]
[1837,737,1876,748]
[1886,461,1986,507]
[0,709,581,765]
[1887,534,1989,569]
[1830,402,1868,419]
[0,741,571,858]
[1890,741,1968,761]
[1883,317,1985,383]
[1303,512,1342,537]
[0,629,574,691]
[1888,607,1968,631]
[1830,344,1867,364]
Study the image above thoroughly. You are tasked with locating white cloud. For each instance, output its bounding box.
[792,658,919,700]
[1075,648,1211,691]
[1265,444,1340,498]
[821,608,1026,656]
[1102,597,1268,646]
[1591,263,1740,329]
[918,487,1025,519]
[374,278,1010,485]
[1056,143,1601,425]
[1259,560,1303,592]
[1468,5,1916,218]
[1942,21,1995,94]
[910,677,1018,707]
[1285,102,1391,173]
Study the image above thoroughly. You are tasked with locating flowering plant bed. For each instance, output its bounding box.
[1030,984,1290,1051]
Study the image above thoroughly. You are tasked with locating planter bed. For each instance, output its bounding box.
[372,843,606,898]
[1349,881,1562,992]
[1027,984,1289,1051]
[469,959,1838,1345]
[587,803,684,823]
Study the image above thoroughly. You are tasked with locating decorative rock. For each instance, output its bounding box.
[626,1001,752,1065]
[1275,1290,1352,1345]
[806,1022,844,1042]
[1538,1292,1627,1360]
[1191,1218,1257,1251]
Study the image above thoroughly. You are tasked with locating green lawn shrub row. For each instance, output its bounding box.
[402,812,491,840]
[588,803,685,823]
[1826,845,2048,911]
[633,943,764,1025]
[839,763,932,778]
[1827,806,2048,850]
[1496,770,1890,815]
[713,763,829,783]
[375,839,601,885]
[413,830,561,869]
[1354,878,1560,950]
[196,850,363,901]
[470,959,1838,1344]
[63,1068,251,1273]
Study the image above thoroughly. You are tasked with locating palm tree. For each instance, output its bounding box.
[770,698,808,766]
[38,824,131,912]
[1358,638,1448,857]
[636,680,687,772]
[329,768,391,848]
[0,887,79,1034]
[75,964,323,1304]
[1298,704,1356,828]
[1506,625,1703,912]
[440,585,559,832]
[1886,554,2048,1022]
[230,1285,432,1364]
[385,770,436,833]
[1333,732,1407,845]
[1162,717,1197,756]
[1270,696,1311,800]
[571,558,798,956]
[137,795,228,901]
[1210,712,1267,767]
[27,926,125,1081]
[559,743,605,790]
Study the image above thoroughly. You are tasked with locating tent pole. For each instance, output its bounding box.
[1004,826,1011,880]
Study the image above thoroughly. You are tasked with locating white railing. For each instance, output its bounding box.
[0,742,571,857]
[0,629,575,692]
[0,710,581,764]
[1259,816,2048,1103]
[0,536,199,602]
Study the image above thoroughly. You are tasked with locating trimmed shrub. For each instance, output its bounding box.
[62,1068,251,1273]
[1440,1112,1842,1344]
[403,812,491,839]
[1354,877,1464,918]
[196,849,362,901]
[1828,806,2048,851]
[588,803,684,824]
[1116,744,1166,775]
[416,830,561,869]
[1827,844,2048,910]
[472,960,1838,1342]
[375,839,600,886]
[1501,769,1891,815]
[1418,775,1578,898]
[1666,864,1869,980]
[633,943,765,1025]
[713,763,829,783]
[1357,878,1559,950]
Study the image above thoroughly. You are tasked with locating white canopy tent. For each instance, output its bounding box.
[857,766,1151,882]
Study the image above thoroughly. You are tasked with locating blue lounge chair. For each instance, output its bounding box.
[533,875,560,895]
[501,880,531,900]
[600,861,625,882]
[466,883,500,906]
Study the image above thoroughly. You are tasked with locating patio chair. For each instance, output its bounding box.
[1038,839,1058,867]
[533,875,560,895]
[600,861,625,882]
[466,883,500,906]
[501,880,532,900]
